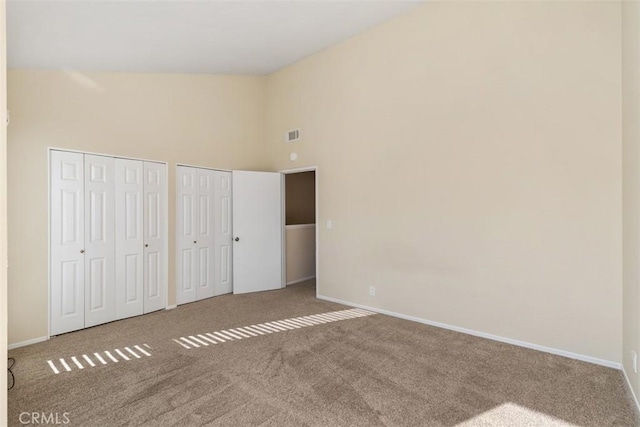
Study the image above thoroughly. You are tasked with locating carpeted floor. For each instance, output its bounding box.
[7,280,640,426]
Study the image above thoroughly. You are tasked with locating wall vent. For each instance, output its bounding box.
[285,129,301,143]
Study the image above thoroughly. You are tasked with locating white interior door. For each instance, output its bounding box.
[50,151,85,335]
[84,155,116,328]
[232,171,283,294]
[143,162,166,313]
[115,159,144,320]
[196,168,215,300]
[214,171,233,295]
[176,166,197,304]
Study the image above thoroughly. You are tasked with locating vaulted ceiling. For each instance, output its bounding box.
[8,0,422,75]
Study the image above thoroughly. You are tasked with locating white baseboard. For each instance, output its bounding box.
[623,367,640,414]
[287,275,316,286]
[165,304,177,310]
[8,336,48,350]
[317,294,621,370]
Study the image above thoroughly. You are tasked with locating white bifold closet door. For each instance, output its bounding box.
[176,166,231,305]
[176,166,197,304]
[176,166,216,304]
[83,155,116,328]
[116,160,167,317]
[115,159,144,320]
[51,151,86,335]
[143,162,167,313]
[51,151,167,336]
[213,171,233,296]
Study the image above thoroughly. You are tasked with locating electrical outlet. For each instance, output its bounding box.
[326,220,333,229]
[369,286,376,296]
[633,351,638,374]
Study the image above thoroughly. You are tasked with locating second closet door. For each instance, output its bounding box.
[143,162,167,314]
[176,166,216,304]
[195,168,216,300]
[213,170,233,296]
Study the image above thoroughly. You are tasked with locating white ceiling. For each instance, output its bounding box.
[7,0,422,75]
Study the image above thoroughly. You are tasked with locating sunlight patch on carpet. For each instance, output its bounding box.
[173,308,375,349]
[456,402,579,427]
[46,344,153,374]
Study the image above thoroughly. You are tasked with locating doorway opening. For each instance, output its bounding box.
[282,168,317,294]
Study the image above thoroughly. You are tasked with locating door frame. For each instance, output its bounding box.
[279,166,319,298]
[47,147,169,339]
[175,163,233,304]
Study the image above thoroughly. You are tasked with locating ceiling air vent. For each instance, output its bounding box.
[285,129,301,143]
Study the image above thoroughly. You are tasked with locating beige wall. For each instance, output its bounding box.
[285,171,315,225]
[7,70,266,345]
[266,1,623,362]
[286,225,316,284]
[623,0,640,403]
[1,0,7,422]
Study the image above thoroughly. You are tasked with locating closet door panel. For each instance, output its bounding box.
[214,171,233,295]
[84,155,116,328]
[115,159,144,319]
[51,151,85,335]
[196,169,215,300]
[143,162,166,313]
[176,166,197,304]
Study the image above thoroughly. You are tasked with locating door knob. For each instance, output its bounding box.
[234,237,239,242]
[193,240,197,244]
[80,250,85,254]
[145,244,148,248]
